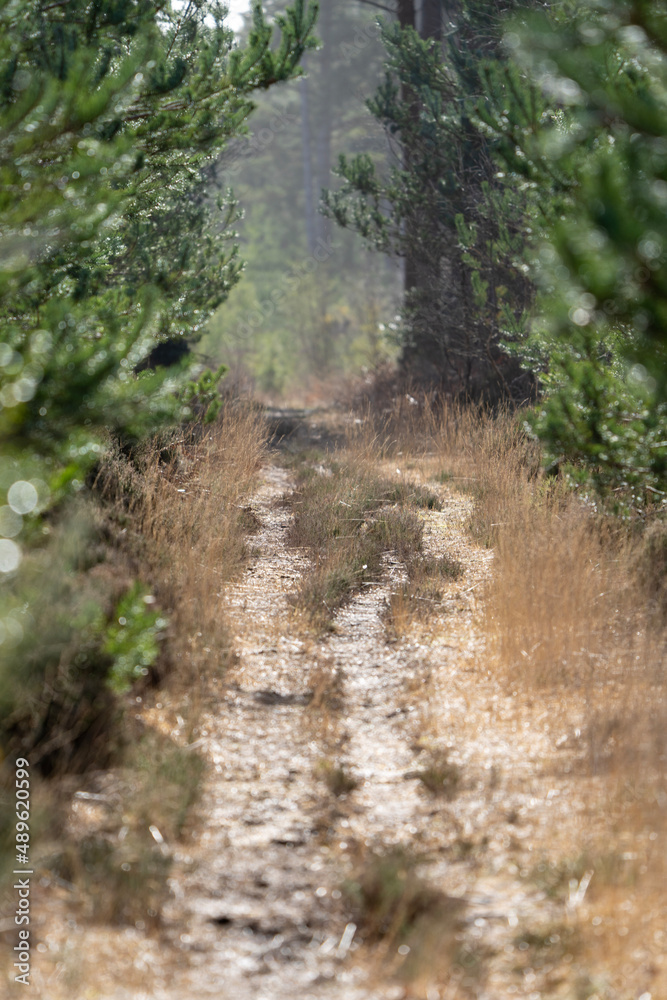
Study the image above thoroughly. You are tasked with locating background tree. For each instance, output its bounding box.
[1,0,317,494]
[202,0,397,394]
[324,1,537,399]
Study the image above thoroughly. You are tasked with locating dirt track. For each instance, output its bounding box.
[14,427,602,999]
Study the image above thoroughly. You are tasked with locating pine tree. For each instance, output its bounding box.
[499,0,667,493]
[0,0,317,768]
[323,1,536,399]
[0,0,318,494]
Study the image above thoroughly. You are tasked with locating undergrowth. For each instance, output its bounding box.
[287,458,430,630]
[0,402,265,928]
[343,845,465,986]
[363,394,667,996]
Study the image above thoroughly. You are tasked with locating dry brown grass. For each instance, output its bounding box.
[35,404,269,929]
[342,844,466,988]
[400,399,667,995]
[286,453,428,631]
[98,402,266,691]
[485,494,642,689]
[347,394,666,993]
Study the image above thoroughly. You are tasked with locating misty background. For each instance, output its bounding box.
[201,1,403,400]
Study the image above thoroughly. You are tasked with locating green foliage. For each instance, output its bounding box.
[0,508,116,772]
[329,0,667,491]
[105,583,167,694]
[0,503,169,769]
[182,365,229,423]
[497,1,667,493]
[0,0,317,772]
[0,0,318,530]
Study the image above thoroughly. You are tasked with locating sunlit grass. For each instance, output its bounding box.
[369,394,667,996]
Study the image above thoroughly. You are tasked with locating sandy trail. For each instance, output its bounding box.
[152,462,457,1000]
[13,447,589,1000]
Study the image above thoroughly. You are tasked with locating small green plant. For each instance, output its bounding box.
[104,584,168,694]
[413,750,461,799]
[315,758,359,796]
[181,365,229,424]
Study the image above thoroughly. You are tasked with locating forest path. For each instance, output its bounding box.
[25,414,587,1000]
[151,458,449,1000]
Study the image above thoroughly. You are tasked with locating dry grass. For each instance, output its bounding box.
[343,393,666,992]
[484,494,643,690]
[98,402,266,690]
[342,845,465,987]
[410,748,462,799]
[286,455,427,631]
[374,397,667,995]
[38,726,205,929]
[32,404,269,930]
[315,758,359,796]
[385,551,464,636]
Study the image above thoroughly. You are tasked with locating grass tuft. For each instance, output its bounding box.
[343,845,465,985]
[412,749,461,799]
[287,457,427,630]
[315,758,359,796]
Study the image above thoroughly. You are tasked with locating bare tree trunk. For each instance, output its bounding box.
[397,0,415,28]
[300,60,317,255]
[315,0,333,246]
[420,0,442,41]
[396,0,417,297]
[402,1,449,382]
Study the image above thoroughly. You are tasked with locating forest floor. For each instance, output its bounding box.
[2,407,665,1000]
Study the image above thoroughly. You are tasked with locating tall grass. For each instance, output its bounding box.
[0,403,267,946]
[341,389,665,990]
[372,395,667,993]
[99,402,266,689]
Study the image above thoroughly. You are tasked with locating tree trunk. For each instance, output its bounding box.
[420,0,442,41]
[397,0,415,28]
[315,0,333,246]
[300,60,317,255]
[401,1,449,383]
[396,0,417,296]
